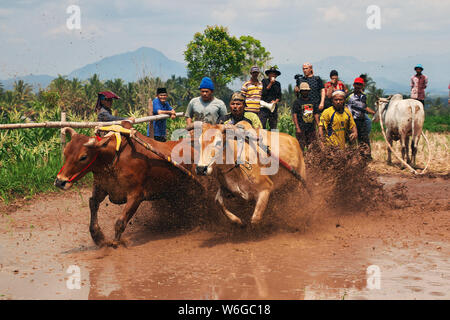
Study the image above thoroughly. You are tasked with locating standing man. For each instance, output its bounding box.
[358,74,373,135]
[185,77,227,125]
[319,91,357,149]
[294,63,325,113]
[346,77,376,159]
[410,64,428,107]
[292,82,318,150]
[324,70,348,110]
[260,66,282,130]
[241,66,263,115]
[147,87,176,142]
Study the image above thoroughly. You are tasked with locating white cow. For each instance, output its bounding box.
[374,94,425,167]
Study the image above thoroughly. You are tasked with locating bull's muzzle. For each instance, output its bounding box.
[196,165,209,176]
[54,177,68,190]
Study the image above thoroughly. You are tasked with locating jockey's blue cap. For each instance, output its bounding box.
[199,77,214,91]
[415,64,423,70]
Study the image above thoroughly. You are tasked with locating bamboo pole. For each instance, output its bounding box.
[0,112,185,130]
[60,111,66,158]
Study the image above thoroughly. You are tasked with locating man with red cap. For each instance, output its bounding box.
[346,77,375,159]
[95,91,133,123]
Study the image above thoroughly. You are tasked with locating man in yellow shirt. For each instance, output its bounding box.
[319,90,357,149]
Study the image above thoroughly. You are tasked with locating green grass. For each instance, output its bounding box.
[0,104,96,203]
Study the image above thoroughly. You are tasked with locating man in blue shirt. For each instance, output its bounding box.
[346,77,375,160]
[147,88,176,142]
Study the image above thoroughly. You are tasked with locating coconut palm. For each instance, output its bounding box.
[13,80,33,103]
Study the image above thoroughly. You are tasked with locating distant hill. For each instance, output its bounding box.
[1,48,448,97]
[1,74,54,91]
[67,47,187,82]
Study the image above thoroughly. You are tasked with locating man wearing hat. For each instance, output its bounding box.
[319,90,357,149]
[147,87,176,142]
[259,66,282,130]
[241,66,263,114]
[185,77,227,125]
[95,91,134,123]
[292,82,319,150]
[346,77,376,159]
[410,64,428,107]
[217,92,263,129]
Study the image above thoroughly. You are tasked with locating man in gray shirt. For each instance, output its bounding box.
[185,77,227,125]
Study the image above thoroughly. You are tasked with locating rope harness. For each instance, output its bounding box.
[220,131,309,192]
[57,135,101,182]
[96,125,204,187]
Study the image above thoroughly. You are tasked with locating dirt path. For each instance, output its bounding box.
[0,174,449,300]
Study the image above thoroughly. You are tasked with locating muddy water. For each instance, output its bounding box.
[0,176,449,300]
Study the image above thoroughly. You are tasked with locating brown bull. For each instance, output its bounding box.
[193,122,307,226]
[55,122,200,248]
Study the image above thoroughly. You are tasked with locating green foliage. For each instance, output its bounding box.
[0,103,95,202]
[184,26,271,90]
[184,25,245,90]
[239,35,272,80]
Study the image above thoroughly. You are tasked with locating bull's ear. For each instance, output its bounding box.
[121,120,133,129]
[62,127,77,138]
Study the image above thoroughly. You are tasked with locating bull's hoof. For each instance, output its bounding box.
[106,239,128,249]
[91,232,106,247]
[251,216,262,225]
[231,218,244,226]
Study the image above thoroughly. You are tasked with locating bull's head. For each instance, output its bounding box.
[194,123,226,176]
[193,122,258,176]
[54,128,112,190]
[372,96,391,123]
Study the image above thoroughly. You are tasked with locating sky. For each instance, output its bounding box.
[0,0,449,79]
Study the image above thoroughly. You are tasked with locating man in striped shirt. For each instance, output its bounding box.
[241,66,263,114]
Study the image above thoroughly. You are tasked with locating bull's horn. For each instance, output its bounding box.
[63,127,77,138]
[387,95,393,100]
[83,137,96,147]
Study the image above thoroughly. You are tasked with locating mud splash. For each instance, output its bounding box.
[304,144,387,212]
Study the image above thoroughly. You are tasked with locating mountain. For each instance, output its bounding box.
[1,74,54,91]
[67,47,186,82]
[1,49,448,96]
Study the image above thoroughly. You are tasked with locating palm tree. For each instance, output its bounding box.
[13,80,33,103]
[84,74,103,103]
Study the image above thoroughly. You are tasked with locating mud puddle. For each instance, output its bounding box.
[0,175,449,299]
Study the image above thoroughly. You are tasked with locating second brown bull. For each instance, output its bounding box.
[193,122,307,226]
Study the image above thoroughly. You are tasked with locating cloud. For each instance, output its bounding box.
[0,8,13,17]
[212,7,237,23]
[317,5,346,22]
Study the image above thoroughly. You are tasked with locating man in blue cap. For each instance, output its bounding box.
[185,77,227,125]
[410,64,428,107]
